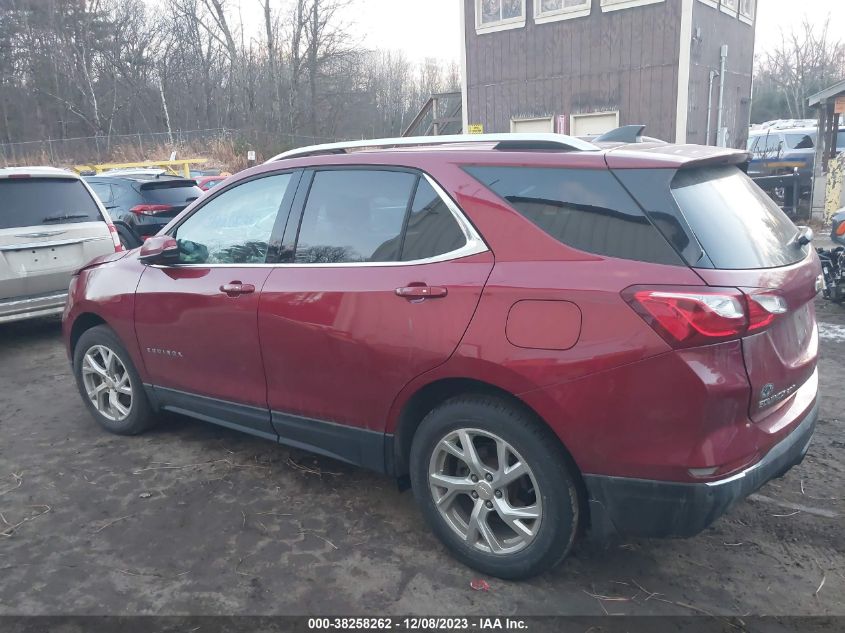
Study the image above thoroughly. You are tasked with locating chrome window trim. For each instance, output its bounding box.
[154,173,489,269]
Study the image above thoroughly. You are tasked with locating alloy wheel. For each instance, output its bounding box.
[428,428,542,555]
[81,344,133,422]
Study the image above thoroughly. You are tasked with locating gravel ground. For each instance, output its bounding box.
[0,298,843,616]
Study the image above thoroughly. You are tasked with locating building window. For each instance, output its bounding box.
[720,0,738,15]
[739,0,755,22]
[476,0,526,33]
[569,111,620,136]
[600,0,664,12]
[534,0,591,23]
[511,116,555,133]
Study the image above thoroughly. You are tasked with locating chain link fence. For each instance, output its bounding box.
[0,128,347,168]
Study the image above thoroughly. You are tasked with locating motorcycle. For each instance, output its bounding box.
[817,207,845,303]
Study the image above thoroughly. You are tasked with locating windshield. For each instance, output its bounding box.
[0,178,103,229]
[671,166,808,270]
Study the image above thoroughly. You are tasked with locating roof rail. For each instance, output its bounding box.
[266,133,600,162]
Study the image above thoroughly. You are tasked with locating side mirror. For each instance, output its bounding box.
[138,235,179,265]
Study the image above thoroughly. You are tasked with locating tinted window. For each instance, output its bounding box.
[89,182,114,203]
[465,166,681,265]
[174,174,292,264]
[295,170,416,263]
[140,180,202,206]
[400,179,466,261]
[785,133,814,150]
[671,166,807,270]
[0,178,102,229]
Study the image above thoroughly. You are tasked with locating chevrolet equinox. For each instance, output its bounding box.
[63,133,821,579]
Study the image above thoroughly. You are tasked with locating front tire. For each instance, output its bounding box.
[72,325,156,435]
[409,395,580,580]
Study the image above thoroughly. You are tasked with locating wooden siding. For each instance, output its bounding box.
[463,0,683,141]
[686,1,755,148]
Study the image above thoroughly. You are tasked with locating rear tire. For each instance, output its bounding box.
[409,395,579,580]
[72,325,156,435]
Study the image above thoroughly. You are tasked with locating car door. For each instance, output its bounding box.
[258,168,493,466]
[134,171,300,438]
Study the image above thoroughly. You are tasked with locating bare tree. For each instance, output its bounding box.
[754,17,845,121]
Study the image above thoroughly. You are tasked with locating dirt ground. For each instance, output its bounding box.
[0,299,843,617]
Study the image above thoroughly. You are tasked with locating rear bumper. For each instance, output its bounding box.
[585,399,818,540]
[0,292,68,324]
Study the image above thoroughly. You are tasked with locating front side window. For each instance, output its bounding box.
[465,166,682,265]
[295,170,417,264]
[477,0,525,29]
[174,174,292,265]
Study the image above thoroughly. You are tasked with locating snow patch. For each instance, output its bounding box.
[819,322,845,343]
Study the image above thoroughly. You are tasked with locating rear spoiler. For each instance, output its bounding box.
[139,179,197,189]
[604,144,751,171]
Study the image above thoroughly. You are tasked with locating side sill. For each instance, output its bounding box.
[148,385,276,441]
[271,410,391,475]
[143,385,392,475]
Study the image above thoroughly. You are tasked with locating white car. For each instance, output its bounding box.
[0,167,122,324]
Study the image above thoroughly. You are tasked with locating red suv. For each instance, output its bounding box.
[63,134,821,579]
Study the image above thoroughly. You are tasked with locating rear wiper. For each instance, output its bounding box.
[42,213,91,224]
[789,226,814,247]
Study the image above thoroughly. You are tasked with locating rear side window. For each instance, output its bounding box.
[671,166,807,270]
[400,179,466,261]
[89,182,114,204]
[295,170,417,264]
[465,166,682,265]
[140,181,202,206]
[0,178,103,229]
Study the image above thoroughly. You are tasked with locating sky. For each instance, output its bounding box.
[343,0,845,64]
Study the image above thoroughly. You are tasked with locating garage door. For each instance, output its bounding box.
[570,112,619,136]
[511,117,554,133]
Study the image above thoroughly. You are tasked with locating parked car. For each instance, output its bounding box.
[85,174,202,248]
[196,175,227,192]
[747,126,845,197]
[1,167,121,324]
[63,133,821,579]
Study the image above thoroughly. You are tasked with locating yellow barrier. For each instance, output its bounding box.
[73,159,209,178]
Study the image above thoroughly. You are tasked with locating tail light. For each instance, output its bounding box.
[130,204,172,216]
[623,286,787,349]
[836,222,845,237]
[107,224,124,252]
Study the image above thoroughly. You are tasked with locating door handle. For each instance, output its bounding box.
[220,281,256,297]
[395,285,448,299]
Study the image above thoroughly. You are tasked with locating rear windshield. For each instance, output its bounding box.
[0,178,103,229]
[140,180,202,206]
[671,166,808,270]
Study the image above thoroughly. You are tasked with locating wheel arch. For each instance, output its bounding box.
[391,377,583,484]
[68,312,108,356]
